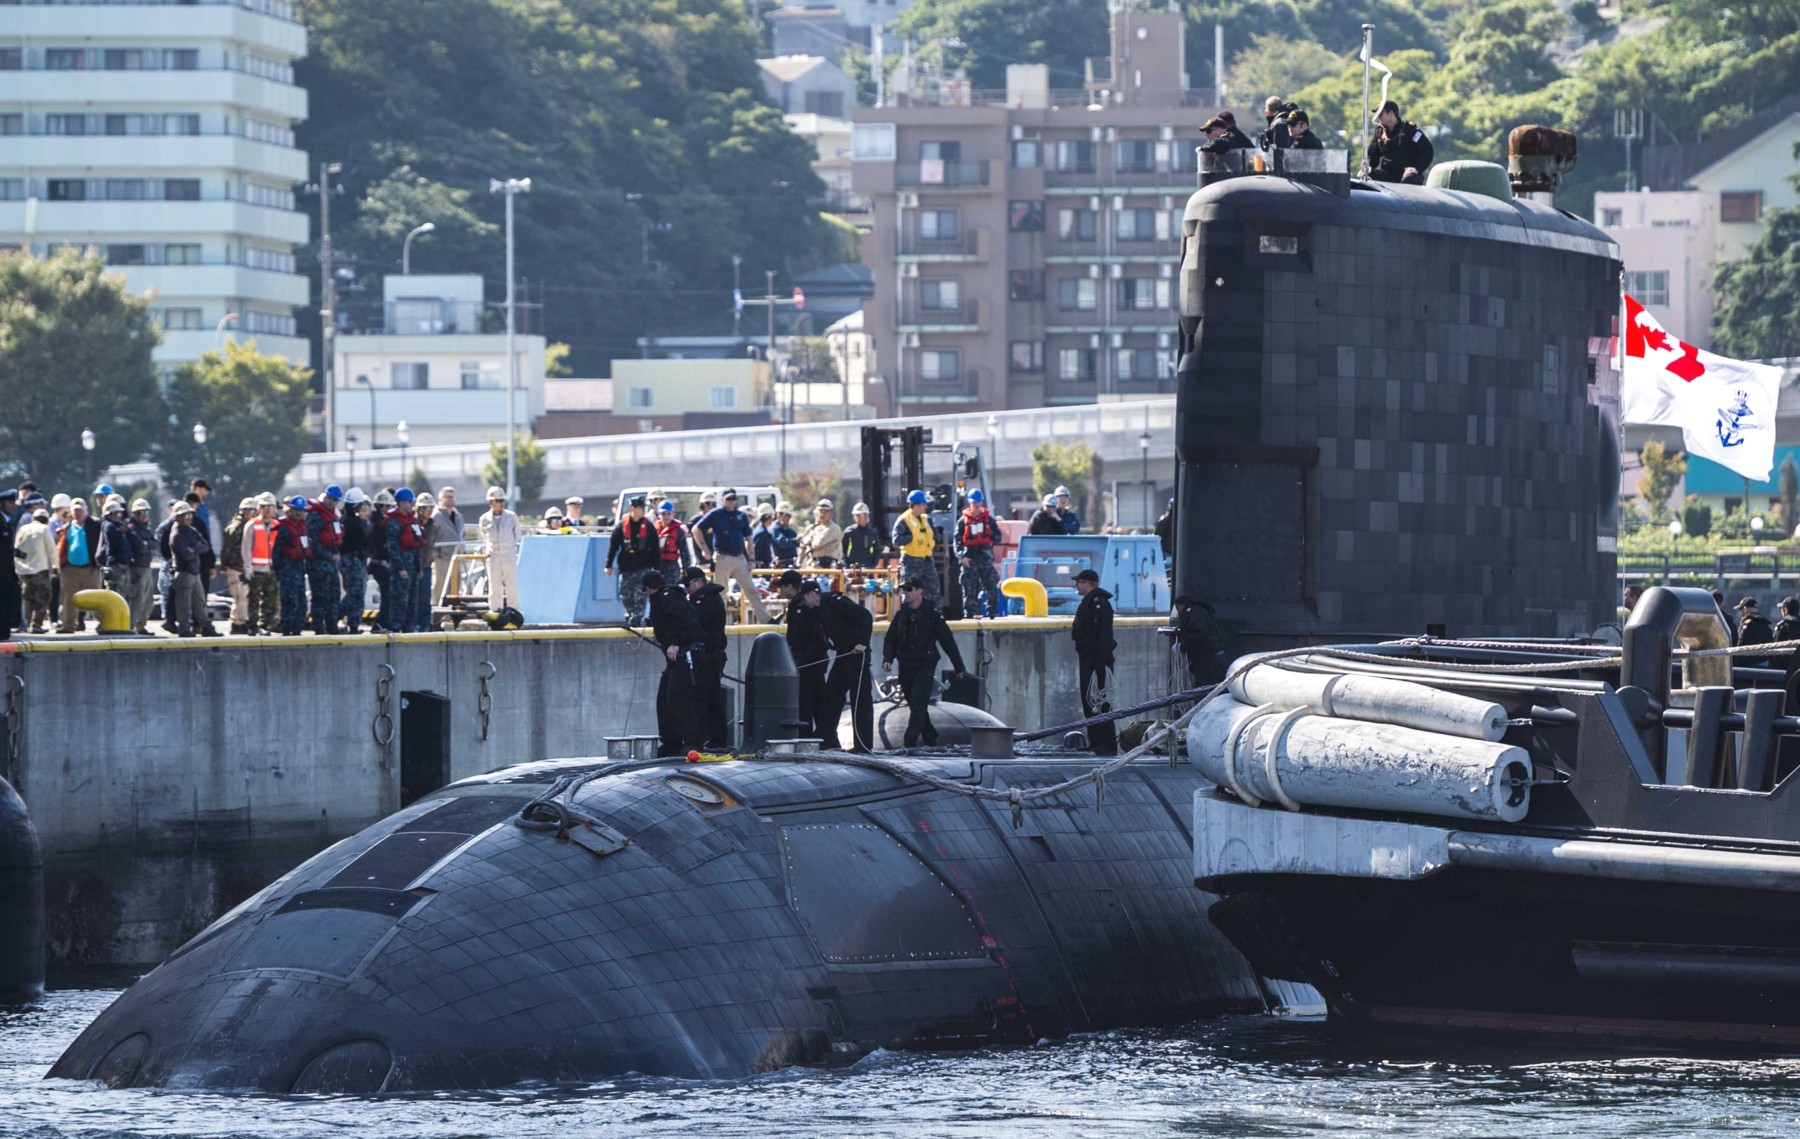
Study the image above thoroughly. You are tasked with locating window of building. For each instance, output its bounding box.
[1116,139,1156,173]
[170,48,200,70]
[627,385,655,409]
[46,114,89,136]
[1624,270,1669,307]
[242,246,295,273]
[47,179,87,201]
[0,50,21,71]
[1009,341,1044,372]
[243,118,292,146]
[1600,207,1622,227]
[164,179,201,201]
[244,311,296,336]
[242,183,295,209]
[0,115,19,136]
[104,179,149,201]
[1257,234,1298,254]
[1009,270,1045,301]
[1058,278,1097,310]
[459,361,501,389]
[803,90,843,117]
[1115,278,1169,310]
[162,244,201,265]
[919,349,959,381]
[1057,348,1096,381]
[157,308,204,331]
[1012,140,1041,168]
[710,385,739,410]
[106,245,147,266]
[45,49,87,70]
[1721,191,1762,223]
[919,209,959,240]
[0,180,23,202]
[1115,347,1161,380]
[1050,140,1095,173]
[166,114,201,136]
[1116,208,1158,240]
[920,279,960,310]
[1057,208,1096,241]
[103,49,145,70]
[241,54,291,82]
[919,141,962,162]
[852,122,895,161]
[1008,200,1044,231]
[391,362,430,390]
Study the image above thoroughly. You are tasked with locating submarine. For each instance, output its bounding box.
[52,749,1264,1091]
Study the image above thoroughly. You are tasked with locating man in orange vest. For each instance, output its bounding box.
[245,492,281,635]
[955,488,1000,618]
[653,500,690,576]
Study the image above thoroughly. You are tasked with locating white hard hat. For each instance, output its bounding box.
[757,502,775,517]
[1054,485,1071,497]
[345,487,368,506]
[486,486,506,500]
[817,498,834,510]
[1044,494,1058,508]
[50,493,71,510]
[776,501,793,515]
[545,506,564,518]
[852,502,870,515]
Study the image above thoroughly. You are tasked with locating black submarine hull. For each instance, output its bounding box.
[52,754,1262,1091]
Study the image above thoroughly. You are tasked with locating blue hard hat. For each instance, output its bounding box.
[906,489,928,505]
[95,483,114,496]
[287,495,307,509]
[967,489,985,504]
[323,484,344,500]
[394,487,416,503]
[657,500,674,513]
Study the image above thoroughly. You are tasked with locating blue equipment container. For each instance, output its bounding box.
[513,534,626,624]
[1010,534,1167,615]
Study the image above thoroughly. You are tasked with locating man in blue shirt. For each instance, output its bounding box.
[693,488,770,623]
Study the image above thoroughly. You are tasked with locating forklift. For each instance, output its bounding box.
[859,425,991,619]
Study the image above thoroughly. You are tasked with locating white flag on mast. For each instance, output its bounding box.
[1619,294,1782,481]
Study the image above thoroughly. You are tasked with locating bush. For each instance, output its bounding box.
[1681,495,1712,539]
[1617,498,1647,537]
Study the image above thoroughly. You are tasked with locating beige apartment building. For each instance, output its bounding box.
[851,9,1219,414]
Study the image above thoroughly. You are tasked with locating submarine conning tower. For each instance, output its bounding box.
[1173,139,1621,647]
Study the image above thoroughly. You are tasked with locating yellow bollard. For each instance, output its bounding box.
[72,589,132,634]
[999,577,1047,618]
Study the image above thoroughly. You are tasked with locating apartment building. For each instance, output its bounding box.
[0,0,311,370]
[852,8,1212,413]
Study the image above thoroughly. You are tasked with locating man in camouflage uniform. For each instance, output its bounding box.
[305,486,346,635]
[271,496,313,636]
[955,488,1001,619]
[385,488,425,632]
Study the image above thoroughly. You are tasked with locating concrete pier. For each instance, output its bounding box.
[0,617,1176,966]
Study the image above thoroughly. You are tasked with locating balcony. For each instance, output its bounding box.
[4,135,308,182]
[0,71,306,119]
[897,160,990,189]
[125,262,308,306]
[382,299,484,335]
[2,199,308,244]
[896,226,989,261]
[898,298,984,332]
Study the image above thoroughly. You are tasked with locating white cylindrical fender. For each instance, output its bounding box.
[1224,659,1507,742]
[1189,695,1532,823]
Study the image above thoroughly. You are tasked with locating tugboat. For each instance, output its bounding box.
[1191,586,1800,1045]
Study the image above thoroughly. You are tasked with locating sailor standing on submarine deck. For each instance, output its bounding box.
[645,570,705,756]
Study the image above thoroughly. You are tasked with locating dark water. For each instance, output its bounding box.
[8,983,1800,1138]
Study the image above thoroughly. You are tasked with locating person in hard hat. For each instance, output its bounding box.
[686,491,717,554]
[386,488,430,633]
[338,489,372,634]
[770,503,800,568]
[694,489,770,623]
[842,502,881,569]
[431,487,463,605]
[1054,485,1083,534]
[220,497,257,633]
[891,489,941,608]
[366,490,395,631]
[304,486,346,635]
[14,506,54,634]
[125,498,158,633]
[654,501,690,576]
[244,493,281,635]
[478,486,523,614]
[606,495,658,626]
[167,501,216,637]
[271,496,314,636]
[99,496,135,620]
[751,501,778,569]
[798,499,842,569]
[955,488,1000,619]
[644,570,705,756]
[1028,494,1063,536]
[412,498,438,632]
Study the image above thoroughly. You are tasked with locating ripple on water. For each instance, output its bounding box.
[10,990,1800,1138]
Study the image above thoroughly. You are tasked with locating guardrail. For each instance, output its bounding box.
[1619,552,1800,590]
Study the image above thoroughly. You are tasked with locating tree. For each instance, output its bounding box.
[483,433,547,510]
[1681,494,1712,539]
[1713,193,1800,360]
[0,247,161,489]
[897,0,1108,89]
[545,342,574,379]
[1228,33,1345,105]
[1637,440,1686,525]
[155,341,314,506]
[774,465,845,512]
[1781,453,1799,536]
[1032,440,1095,509]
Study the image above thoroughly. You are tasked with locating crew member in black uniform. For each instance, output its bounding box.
[1285,109,1324,149]
[1072,568,1118,756]
[819,585,875,751]
[644,570,705,756]
[881,578,966,748]
[1365,99,1433,184]
[1199,112,1254,154]
[1737,596,1775,671]
[0,487,18,642]
[683,565,730,750]
[1173,594,1226,687]
[774,569,830,739]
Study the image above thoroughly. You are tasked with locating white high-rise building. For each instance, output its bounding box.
[0,0,310,371]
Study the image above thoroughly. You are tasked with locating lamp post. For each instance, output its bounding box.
[193,422,208,476]
[215,311,238,352]
[397,420,410,492]
[489,177,531,501]
[346,432,358,488]
[1669,518,1683,538]
[402,221,435,275]
[80,427,95,491]
[309,160,344,447]
[355,373,377,454]
[1138,427,1151,531]
[985,413,999,499]
[1753,515,1765,543]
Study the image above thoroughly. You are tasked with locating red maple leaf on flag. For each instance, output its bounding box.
[1666,340,1706,382]
[1641,326,1669,352]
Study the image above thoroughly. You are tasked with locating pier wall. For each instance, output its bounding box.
[0,618,1176,965]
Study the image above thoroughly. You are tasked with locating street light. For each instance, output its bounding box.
[489,176,531,501]
[193,422,209,477]
[985,413,999,499]
[81,427,95,490]
[402,221,435,275]
[215,311,238,351]
[1753,516,1766,539]
[355,373,377,453]
[397,420,410,491]
[1138,428,1152,531]
[1669,518,1683,538]
[346,432,358,487]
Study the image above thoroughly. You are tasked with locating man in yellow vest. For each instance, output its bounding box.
[891,489,940,607]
